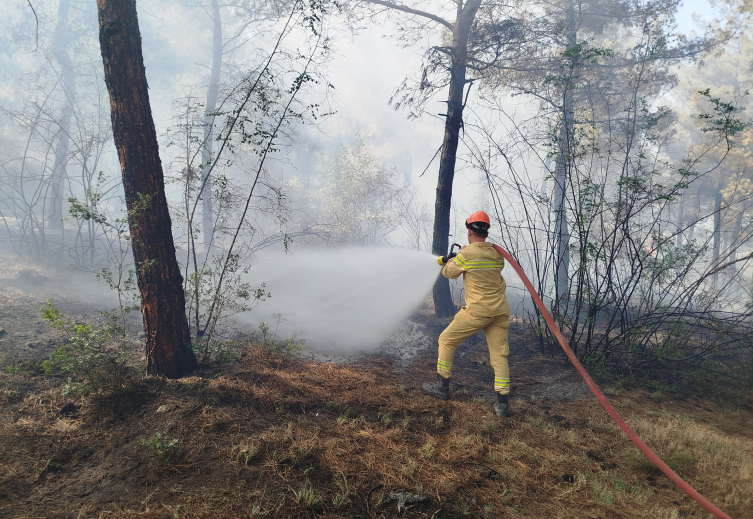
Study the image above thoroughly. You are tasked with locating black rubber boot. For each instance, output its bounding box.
[422,374,450,401]
[493,393,509,417]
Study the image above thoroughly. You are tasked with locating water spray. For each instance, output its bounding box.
[241,247,440,352]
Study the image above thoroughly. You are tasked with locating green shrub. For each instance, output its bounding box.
[186,253,270,363]
[139,432,181,463]
[259,313,305,363]
[40,300,131,394]
[192,339,241,364]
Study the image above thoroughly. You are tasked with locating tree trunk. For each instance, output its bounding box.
[711,188,723,289]
[201,0,222,251]
[553,1,576,314]
[47,0,75,235]
[729,202,746,266]
[431,0,482,317]
[675,192,685,247]
[687,193,699,243]
[553,121,571,310]
[723,199,747,298]
[96,0,197,378]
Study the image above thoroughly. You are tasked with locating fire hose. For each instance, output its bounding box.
[490,244,733,519]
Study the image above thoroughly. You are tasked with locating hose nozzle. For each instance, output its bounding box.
[438,243,461,266]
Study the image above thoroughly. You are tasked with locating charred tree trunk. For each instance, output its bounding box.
[201,0,222,251]
[431,0,482,317]
[96,0,197,377]
[47,0,75,235]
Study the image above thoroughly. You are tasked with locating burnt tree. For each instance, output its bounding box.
[96,0,197,377]
[431,0,482,317]
[360,0,482,317]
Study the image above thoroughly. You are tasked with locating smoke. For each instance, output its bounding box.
[238,247,440,352]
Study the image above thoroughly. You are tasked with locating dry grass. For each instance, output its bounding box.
[0,343,751,518]
[629,412,753,512]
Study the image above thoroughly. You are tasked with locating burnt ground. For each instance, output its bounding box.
[1,260,752,518]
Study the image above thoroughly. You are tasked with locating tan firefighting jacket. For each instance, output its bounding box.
[442,242,509,318]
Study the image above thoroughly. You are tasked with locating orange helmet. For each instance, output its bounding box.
[466,210,491,236]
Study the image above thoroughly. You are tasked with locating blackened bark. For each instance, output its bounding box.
[431,0,482,317]
[96,0,197,377]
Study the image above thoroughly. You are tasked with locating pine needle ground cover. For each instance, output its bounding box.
[1,326,752,519]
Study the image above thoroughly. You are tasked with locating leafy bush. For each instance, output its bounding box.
[192,338,241,364]
[139,432,181,463]
[186,253,270,363]
[40,300,132,394]
[258,313,305,363]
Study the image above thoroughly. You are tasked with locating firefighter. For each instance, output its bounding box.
[422,210,511,417]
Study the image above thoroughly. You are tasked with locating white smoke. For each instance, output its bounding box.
[237,247,440,352]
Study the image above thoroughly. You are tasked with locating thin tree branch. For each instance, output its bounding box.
[201,23,323,335]
[359,0,453,30]
[26,0,39,51]
[419,144,442,177]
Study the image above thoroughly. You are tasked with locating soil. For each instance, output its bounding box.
[1,257,752,519]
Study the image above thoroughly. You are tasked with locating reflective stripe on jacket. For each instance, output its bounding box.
[442,242,508,317]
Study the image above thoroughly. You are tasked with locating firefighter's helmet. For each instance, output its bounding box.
[466,210,491,236]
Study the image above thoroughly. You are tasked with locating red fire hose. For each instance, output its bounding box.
[492,244,733,519]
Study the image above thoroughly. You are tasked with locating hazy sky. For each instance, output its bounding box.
[0,0,725,246]
[675,0,715,33]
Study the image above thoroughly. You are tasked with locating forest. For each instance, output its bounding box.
[0,0,752,518]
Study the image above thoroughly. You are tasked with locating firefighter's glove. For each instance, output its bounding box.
[437,251,458,266]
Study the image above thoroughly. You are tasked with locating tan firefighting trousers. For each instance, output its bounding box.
[437,307,510,395]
